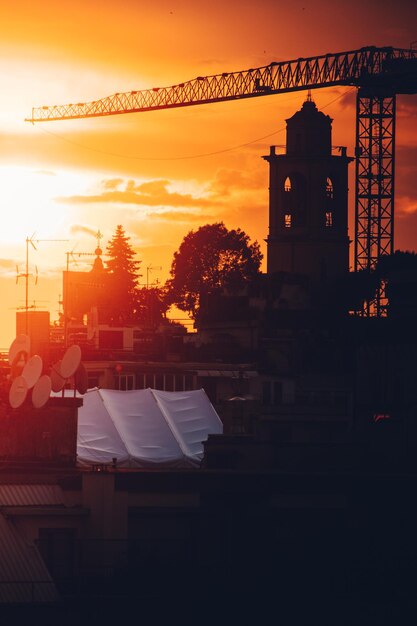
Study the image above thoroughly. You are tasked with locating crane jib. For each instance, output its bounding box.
[26,46,417,123]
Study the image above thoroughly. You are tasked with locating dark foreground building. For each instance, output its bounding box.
[0,397,417,626]
[1,99,417,625]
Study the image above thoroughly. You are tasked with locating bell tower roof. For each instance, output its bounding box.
[286,97,332,156]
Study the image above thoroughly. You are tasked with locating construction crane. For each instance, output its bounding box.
[26,46,417,316]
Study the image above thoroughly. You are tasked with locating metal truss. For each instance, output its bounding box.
[26,47,417,122]
[354,93,396,316]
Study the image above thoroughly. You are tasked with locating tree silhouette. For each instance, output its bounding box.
[136,285,169,328]
[166,222,262,320]
[105,225,142,324]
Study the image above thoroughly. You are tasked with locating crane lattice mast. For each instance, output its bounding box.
[26,46,417,316]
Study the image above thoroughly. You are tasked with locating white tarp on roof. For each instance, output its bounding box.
[76,388,223,468]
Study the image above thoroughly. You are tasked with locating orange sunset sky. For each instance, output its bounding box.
[0,0,416,347]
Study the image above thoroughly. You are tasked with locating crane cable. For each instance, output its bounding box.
[31,87,355,162]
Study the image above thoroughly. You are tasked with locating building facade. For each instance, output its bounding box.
[264,96,353,281]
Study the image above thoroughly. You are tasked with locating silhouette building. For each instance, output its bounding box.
[63,245,110,326]
[264,96,353,281]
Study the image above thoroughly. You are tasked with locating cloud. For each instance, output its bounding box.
[0,258,18,272]
[56,178,218,208]
[395,145,417,213]
[70,224,102,238]
[396,196,417,216]
[337,88,356,110]
[101,178,124,190]
[397,96,417,118]
[149,210,216,223]
[132,179,170,194]
[33,169,56,176]
[209,167,265,196]
[395,208,417,252]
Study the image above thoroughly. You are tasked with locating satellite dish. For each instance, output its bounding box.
[60,344,82,379]
[8,334,30,366]
[50,361,65,392]
[75,362,88,395]
[21,354,43,389]
[9,375,28,408]
[11,350,27,373]
[32,374,52,409]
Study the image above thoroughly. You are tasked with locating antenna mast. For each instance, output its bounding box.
[17,235,69,335]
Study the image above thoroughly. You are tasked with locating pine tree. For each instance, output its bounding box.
[105,225,142,324]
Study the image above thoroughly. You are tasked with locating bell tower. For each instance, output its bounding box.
[263,96,353,281]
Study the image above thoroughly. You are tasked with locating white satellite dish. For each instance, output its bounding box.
[8,334,30,366]
[10,350,27,373]
[50,360,65,392]
[32,374,52,409]
[75,362,88,395]
[9,375,28,408]
[21,354,43,389]
[60,344,82,379]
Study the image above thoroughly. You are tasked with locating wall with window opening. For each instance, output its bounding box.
[325,177,334,228]
[282,173,306,228]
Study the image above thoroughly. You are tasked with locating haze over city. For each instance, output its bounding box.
[0,0,416,347]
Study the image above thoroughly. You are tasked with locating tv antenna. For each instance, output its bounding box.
[16,234,69,335]
[66,231,106,270]
[146,265,162,289]
[13,300,49,311]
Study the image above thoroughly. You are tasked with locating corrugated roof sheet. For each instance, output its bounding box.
[0,514,60,603]
[0,484,65,507]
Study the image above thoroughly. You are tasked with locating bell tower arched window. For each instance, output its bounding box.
[284,176,292,227]
[325,176,334,228]
[282,173,306,228]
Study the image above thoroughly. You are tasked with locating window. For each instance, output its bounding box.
[262,380,283,405]
[155,374,164,390]
[145,373,154,388]
[175,375,184,392]
[87,370,103,388]
[262,381,272,406]
[273,381,283,404]
[283,173,306,227]
[116,374,135,390]
[38,528,76,582]
[326,177,333,200]
[165,374,174,391]
[137,372,193,391]
[184,374,194,391]
[325,177,334,227]
[136,373,145,389]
